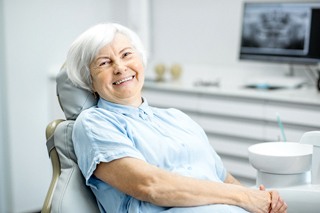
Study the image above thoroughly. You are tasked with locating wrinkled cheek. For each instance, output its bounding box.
[93,79,111,95]
[132,62,144,74]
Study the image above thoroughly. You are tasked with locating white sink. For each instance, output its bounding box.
[248,142,313,174]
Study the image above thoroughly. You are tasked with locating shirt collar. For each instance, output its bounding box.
[97,97,154,119]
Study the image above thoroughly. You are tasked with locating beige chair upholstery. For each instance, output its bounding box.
[42,66,100,213]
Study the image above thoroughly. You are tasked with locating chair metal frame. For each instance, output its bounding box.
[42,119,64,213]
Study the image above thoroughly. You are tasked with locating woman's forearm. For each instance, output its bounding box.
[94,157,271,212]
[144,170,247,207]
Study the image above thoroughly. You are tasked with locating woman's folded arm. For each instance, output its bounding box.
[94,157,273,213]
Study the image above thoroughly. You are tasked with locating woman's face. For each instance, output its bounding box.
[90,33,145,107]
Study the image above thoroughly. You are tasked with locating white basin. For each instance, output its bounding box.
[248,142,313,174]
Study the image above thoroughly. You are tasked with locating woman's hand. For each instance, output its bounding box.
[259,185,288,213]
[242,188,272,213]
[224,174,287,213]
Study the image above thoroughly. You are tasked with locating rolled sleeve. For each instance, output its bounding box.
[73,108,145,188]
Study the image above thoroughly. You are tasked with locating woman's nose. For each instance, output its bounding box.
[113,60,127,74]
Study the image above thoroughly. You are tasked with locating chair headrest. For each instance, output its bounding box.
[56,67,97,120]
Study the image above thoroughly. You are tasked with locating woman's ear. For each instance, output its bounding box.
[90,74,96,91]
[90,81,99,99]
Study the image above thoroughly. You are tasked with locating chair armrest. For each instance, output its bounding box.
[42,119,65,213]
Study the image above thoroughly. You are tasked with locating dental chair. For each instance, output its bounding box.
[42,67,100,213]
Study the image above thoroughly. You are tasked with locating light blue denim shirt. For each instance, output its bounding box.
[73,98,249,213]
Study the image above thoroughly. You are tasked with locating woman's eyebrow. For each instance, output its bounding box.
[119,47,133,54]
[95,56,110,62]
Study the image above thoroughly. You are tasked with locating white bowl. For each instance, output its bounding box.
[248,142,313,174]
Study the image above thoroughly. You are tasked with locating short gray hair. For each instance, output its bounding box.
[66,23,147,91]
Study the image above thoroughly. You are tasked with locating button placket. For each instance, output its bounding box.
[139,109,148,120]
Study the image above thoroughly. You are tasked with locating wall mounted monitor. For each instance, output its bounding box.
[239,2,320,64]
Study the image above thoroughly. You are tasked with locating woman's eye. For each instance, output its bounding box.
[99,60,110,66]
[122,52,132,58]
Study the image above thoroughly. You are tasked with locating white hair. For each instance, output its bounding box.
[65,23,147,91]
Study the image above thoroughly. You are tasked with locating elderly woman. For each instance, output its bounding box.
[66,23,287,213]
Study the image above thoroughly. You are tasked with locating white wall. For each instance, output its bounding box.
[0,0,11,212]
[151,0,243,66]
[1,0,130,212]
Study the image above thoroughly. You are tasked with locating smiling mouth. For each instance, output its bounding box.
[113,75,135,85]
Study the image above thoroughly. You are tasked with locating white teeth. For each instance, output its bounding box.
[114,76,134,85]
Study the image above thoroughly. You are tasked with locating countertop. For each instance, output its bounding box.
[143,79,320,106]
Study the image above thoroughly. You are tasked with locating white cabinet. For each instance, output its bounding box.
[142,83,320,186]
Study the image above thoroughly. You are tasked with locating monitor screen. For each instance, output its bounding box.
[239,2,320,64]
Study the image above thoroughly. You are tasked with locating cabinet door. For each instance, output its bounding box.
[198,115,264,140]
[264,101,320,142]
[264,101,320,127]
[199,94,265,120]
[198,95,265,140]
